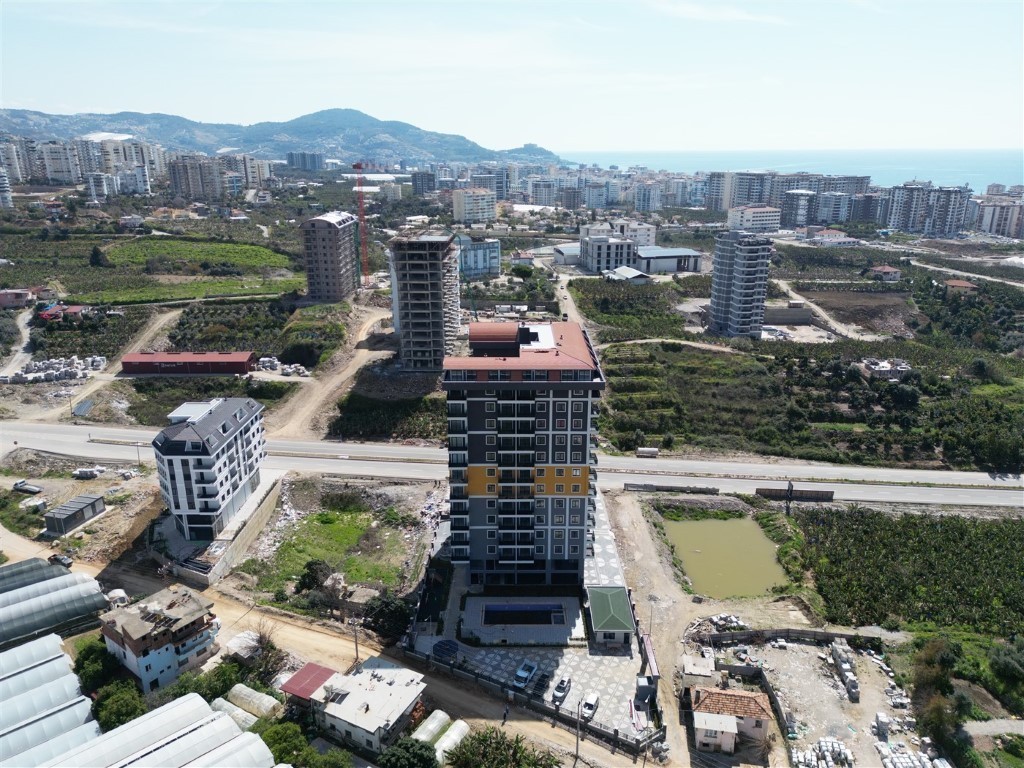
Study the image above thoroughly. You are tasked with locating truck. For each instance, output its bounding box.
[12,480,43,494]
[635,447,660,459]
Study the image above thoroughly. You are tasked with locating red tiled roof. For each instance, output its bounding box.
[944,279,978,289]
[693,688,773,720]
[122,351,255,364]
[870,266,901,272]
[446,322,598,372]
[281,662,336,700]
[469,323,519,343]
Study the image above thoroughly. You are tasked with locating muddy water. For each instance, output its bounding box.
[663,517,788,598]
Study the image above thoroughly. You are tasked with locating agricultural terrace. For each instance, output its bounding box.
[0,233,302,304]
[237,486,422,600]
[599,341,1024,472]
[773,243,906,279]
[30,305,153,360]
[126,378,297,426]
[106,238,294,273]
[168,300,348,368]
[330,392,447,440]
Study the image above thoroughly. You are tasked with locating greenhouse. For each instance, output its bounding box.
[0,721,100,768]
[226,684,283,719]
[0,560,69,595]
[180,733,275,768]
[0,579,108,649]
[0,696,93,763]
[0,572,93,610]
[434,718,470,766]
[411,709,451,743]
[210,698,258,731]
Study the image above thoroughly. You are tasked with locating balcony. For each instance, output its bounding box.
[498,546,535,564]
[499,533,534,545]
[497,520,533,531]
[448,455,467,468]
[451,547,470,563]
[450,518,469,532]
[447,420,467,435]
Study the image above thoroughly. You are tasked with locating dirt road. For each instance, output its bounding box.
[774,280,886,341]
[0,309,32,377]
[267,305,392,440]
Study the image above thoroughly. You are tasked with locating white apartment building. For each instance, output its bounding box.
[117,164,152,195]
[584,183,608,209]
[455,234,501,279]
[152,398,266,542]
[528,179,558,207]
[0,168,13,209]
[976,201,1024,238]
[816,191,852,224]
[39,141,82,184]
[452,187,497,224]
[0,142,26,182]
[85,172,119,201]
[580,235,635,273]
[727,205,781,232]
[923,186,971,238]
[633,182,662,212]
[101,585,219,692]
[610,219,657,246]
[709,231,772,338]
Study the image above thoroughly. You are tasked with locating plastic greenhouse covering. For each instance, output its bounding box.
[0,573,92,610]
[0,562,69,594]
[434,718,470,766]
[211,698,258,731]
[0,721,100,768]
[0,558,50,583]
[0,696,92,762]
[0,633,65,681]
[412,709,451,743]
[0,581,107,648]
[0,673,82,731]
[0,655,72,701]
[45,693,212,767]
[118,712,239,767]
[226,684,283,719]
[180,732,274,768]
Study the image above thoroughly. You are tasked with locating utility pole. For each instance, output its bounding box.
[574,698,582,765]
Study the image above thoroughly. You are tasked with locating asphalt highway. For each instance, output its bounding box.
[0,421,1020,508]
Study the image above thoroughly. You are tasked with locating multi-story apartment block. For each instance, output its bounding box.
[529,179,558,207]
[727,205,781,232]
[101,585,218,691]
[976,201,1024,238]
[220,154,270,189]
[633,182,662,212]
[0,142,26,183]
[117,164,152,196]
[559,188,583,209]
[584,182,608,209]
[168,155,224,200]
[493,167,511,200]
[923,186,971,238]
[39,141,82,184]
[781,190,817,228]
[85,172,118,201]
[610,219,657,247]
[579,236,635,273]
[453,188,497,224]
[411,171,437,196]
[455,234,501,279]
[706,171,773,211]
[389,231,460,371]
[816,191,852,224]
[286,151,326,171]
[470,174,497,195]
[851,192,887,224]
[986,183,1007,196]
[152,398,266,541]
[886,182,930,233]
[0,168,13,209]
[443,321,605,586]
[302,211,360,302]
[709,231,772,338]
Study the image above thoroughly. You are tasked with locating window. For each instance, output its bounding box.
[570,545,579,554]
[573,402,584,412]
[573,389,585,397]
[572,419,583,430]
[536,435,547,445]
[486,435,496,445]
[602,632,617,641]
[487,499,496,508]
[535,498,547,509]
[703,730,719,738]
[556,419,567,429]
[555,435,567,446]
[535,484,545,494]
[485,402,495,412]
[535,545,545,555]
[555,484,564,493]
[535,468,546,477]
[487,515,497,524]
[554,545,564,555]
[537,402,547,412]
[535,451,546,462]
[485,419,496,429]
[755,720,763,728]
[571,452,582,463]
[487,545,497,554]
[556,402,567,413]
[570,499,581,509]
[554,530,564,539]
[555,468,565,477]
[572,435,583,445]
[537,419,548,429]
[570,515,581,525]
[486,484,496,494]
[572,468,581,477]
[535,514,546,524]
[554,515,565,525]
[555,452,566,462]
[554,499,565,509]
[486,452,496,462]
[487,530,496,539]
[486,467,496,477]
[571,484,581,493]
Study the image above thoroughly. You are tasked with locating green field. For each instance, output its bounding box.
[107,239,293,271]
[126,378,297,426]
[329,392,447,440]
[30,306,153,360]
[67,276,304,304]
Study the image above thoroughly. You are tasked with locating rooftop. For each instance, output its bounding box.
[153,397,263,455]
[312,657,425,735]
[122,351,255,365]
[636,246,701,258]
[944,279,979,289]
[445,321,600,373]
[304,211,357,227]
[693,687,773,720]
[694,712,738,734]
[281,663,337,701]
[100,585,214,642]
[586,586,635,633]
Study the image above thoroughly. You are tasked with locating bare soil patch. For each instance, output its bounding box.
[801,291,920,336]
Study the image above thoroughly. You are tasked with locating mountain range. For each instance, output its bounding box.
[0,107,563,165]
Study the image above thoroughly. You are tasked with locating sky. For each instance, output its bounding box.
[1,0,1022,153]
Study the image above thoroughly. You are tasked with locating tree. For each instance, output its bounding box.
[363,593,414,639]
[256,722,309,765]
[378,738,438,768]
[248,617,288,685]
[445,727,560,768]
[90,245,106,267]
[296,558,334,593]
[73,636,122,693]
[95,680,148,731]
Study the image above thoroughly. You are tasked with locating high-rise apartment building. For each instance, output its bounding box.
[584,182,608,209]
[301,211,360,302]
[0,168,13,209]
[816,191,852,224]
[452,188,497,224]
[726,205,781,232]
[152,398,266,541]
[529,179,558,207]
[286,151,326,171]
[443,321,605,587]
[559,188,583,209]
[455,234,501,279]
[411,171,437,196]
[886,182,930,233]
[977,201,1024,238]
[633,182,662,212]
[168,155,224,200]
[706,172,773,211]
[389,231,461,371]
[781,190,817,228]
[39,141,82,184]
[923,186,971,238]
[470,174,497,195]
[708,231,772,338]
[0,142,26,183]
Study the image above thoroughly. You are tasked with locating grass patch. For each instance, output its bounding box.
[0,491,44,537]
[754,510,806,581]
[651,501,743,521]
[67,276,303,304]
[127,378,296,426]
[329,392,447,440]
[569,279,694,342]
[106,239,292,272]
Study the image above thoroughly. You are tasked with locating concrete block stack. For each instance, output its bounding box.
[831,638,859,702]
[791,737,855,767]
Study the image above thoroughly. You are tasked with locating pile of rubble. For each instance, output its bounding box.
[249,478,313,561]
[708,613,747,631]
[258,357,311,377]
[2,355,106,384]
[792,737,855,767]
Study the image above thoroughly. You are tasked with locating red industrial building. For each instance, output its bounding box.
[120,351,257,375]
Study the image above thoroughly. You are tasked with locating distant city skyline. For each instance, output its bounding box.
[2,0,1021,153]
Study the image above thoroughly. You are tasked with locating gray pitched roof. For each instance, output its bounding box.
[153,398,263,457]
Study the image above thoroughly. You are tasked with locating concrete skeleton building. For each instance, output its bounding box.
[781,190,817,228]
[152,398,266,541]
[708,231,772,338]
[0,168,12,209]
[411,171,437,196]
[389,230,461,371]
[302,210,361,301]
[100,585,219,691]
[443,321,605,586]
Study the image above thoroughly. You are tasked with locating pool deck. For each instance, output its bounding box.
[463,595,587,645]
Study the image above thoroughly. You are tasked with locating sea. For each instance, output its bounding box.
[554,149,1024,189]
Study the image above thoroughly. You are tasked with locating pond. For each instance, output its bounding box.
[662,517,788,598]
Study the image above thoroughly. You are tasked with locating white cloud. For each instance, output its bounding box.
[645,0,788,25]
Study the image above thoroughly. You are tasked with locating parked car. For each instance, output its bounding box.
[48,554,73,568]
[12,479,42,494]
[512,660,538,689]
[553,676,572,703]
[581,692,600,720]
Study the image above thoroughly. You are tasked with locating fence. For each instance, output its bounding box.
[400,647,666,756]
[692,627,883,650]
[623,483,720,495]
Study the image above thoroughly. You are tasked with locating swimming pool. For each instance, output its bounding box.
[483,603,566,626]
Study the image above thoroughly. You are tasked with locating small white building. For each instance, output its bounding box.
[100,585,219,692]
[603,265,653,285]
[692,687,773,754]
[297,657,426,754]
[727,205,781,233]
[868,265,902,282]
[694,711,738,754]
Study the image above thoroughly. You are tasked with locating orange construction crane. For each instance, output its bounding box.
[352,162,371,287]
